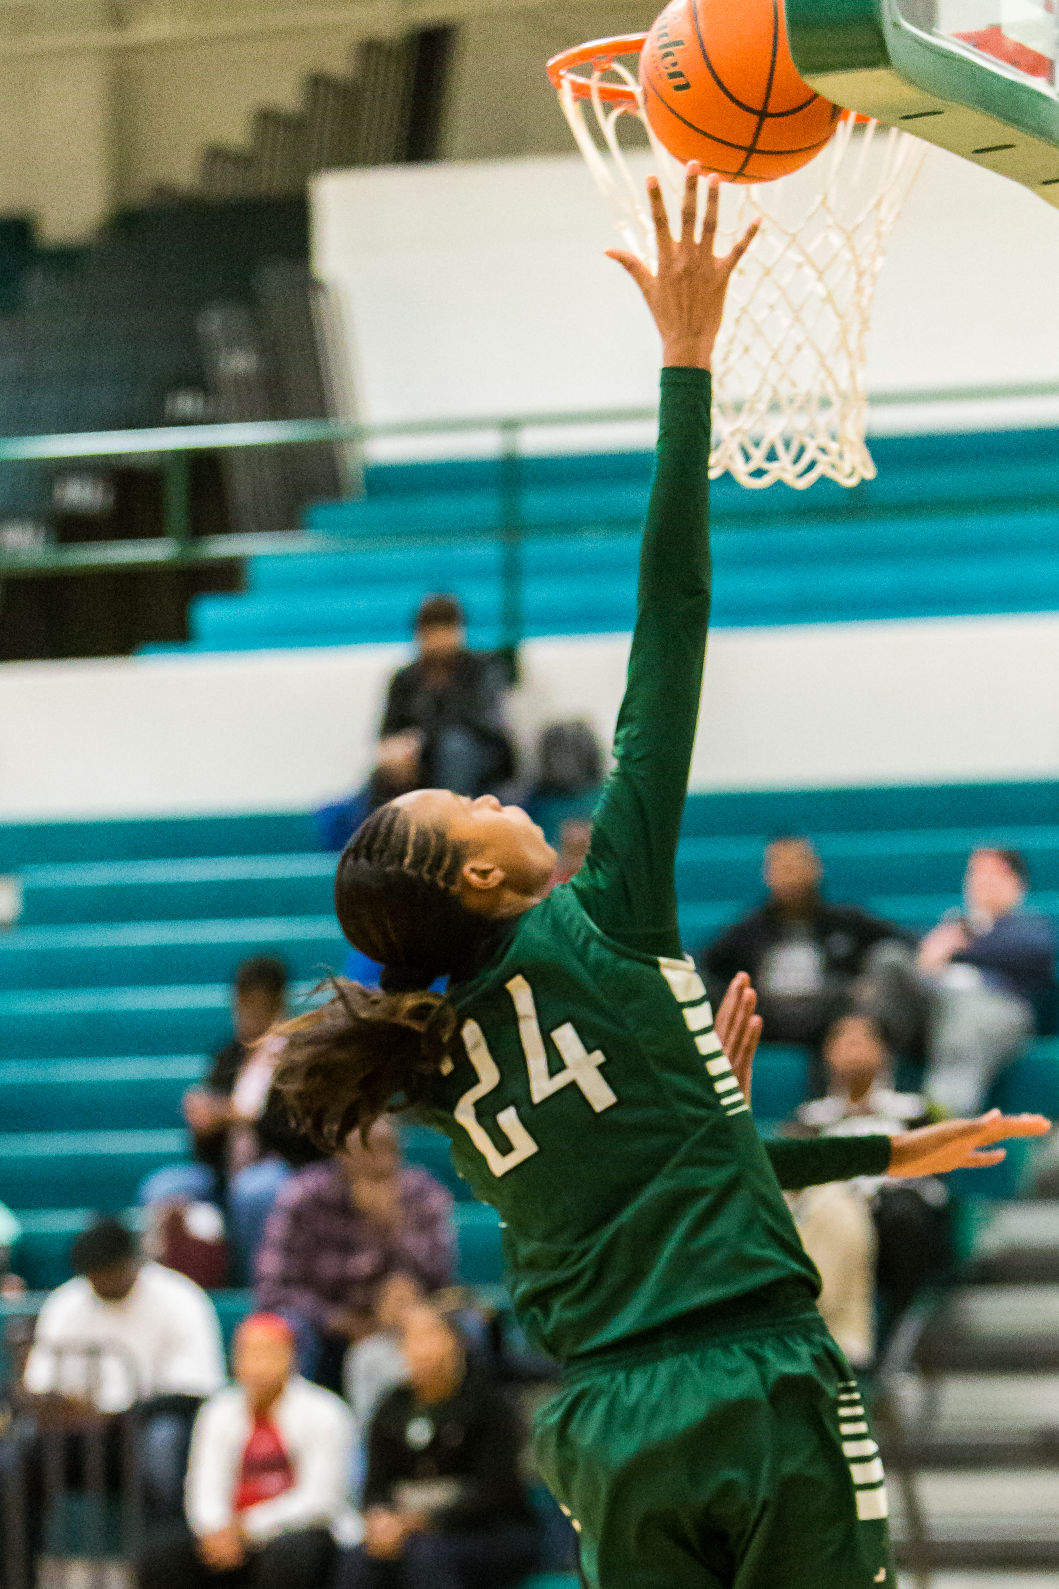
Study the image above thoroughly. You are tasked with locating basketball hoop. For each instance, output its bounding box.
[548,36,924,489]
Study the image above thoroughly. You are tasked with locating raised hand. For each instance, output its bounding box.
[888,1108,1051,1178]
[713,971,762,1102]
[606,161,759,370]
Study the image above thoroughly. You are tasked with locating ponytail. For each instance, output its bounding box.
[275,977,458,1150]
[276,799,497,1148]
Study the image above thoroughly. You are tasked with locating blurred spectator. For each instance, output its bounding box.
[336,1302,539,1589]
[137,1313,353,1589]
[526,719,605,844]
[550,816,592,886]
[787,1013,952,1365]
[378,594,515,799]
[139,957,322,1281]
[255,1120,453,1395]
[135,1315,349,1589]
[344,1274,422,1440]
[912,847,1055,1114]
[2,1218,225,1574]
[315,599,516,853]
[0,1201,24,1295]
[698,836,909,1088]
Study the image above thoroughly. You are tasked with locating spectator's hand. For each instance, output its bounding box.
[325,1305,376,1343]
[377,731,422,786]
[364,1508,410,1560]
[198,1527,246,1571]
[607,163,759,370]
[713,972,762,1102]
[183,1088,230,1134]
[888,1109,1051,1177]
[917,920,969,973]
[32,1394,109,1431]
[375,1272,424,1332]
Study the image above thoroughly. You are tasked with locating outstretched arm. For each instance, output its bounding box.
[711,972,1051,1187]
[887,1109,1050,1176]
[764,1112,1050,1191]
[570,167,758,957]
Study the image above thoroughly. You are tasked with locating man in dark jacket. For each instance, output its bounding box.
[378,595,514,801]
[698,837,908,1079]
[336,1302,539,1589]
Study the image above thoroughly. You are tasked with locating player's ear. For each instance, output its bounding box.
[460,857,505,895]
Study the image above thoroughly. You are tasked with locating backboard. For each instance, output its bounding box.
[787,0,1059,202]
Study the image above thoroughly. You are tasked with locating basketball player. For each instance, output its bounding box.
[277,164,1048,1588]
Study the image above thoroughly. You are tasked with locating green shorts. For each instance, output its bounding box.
[534,1312,890,1589]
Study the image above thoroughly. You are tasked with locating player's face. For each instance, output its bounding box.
[400,1304,465,1400]
[764,839,821,905]
[87,1258,139,1303]
[394,789,557,903]
[964,849,1024,919]
[342,1117,401,1182]
[234,1324,295,1406]
[824,1015,887,1091]
[415,621,464,663]
[234,987,283,1046]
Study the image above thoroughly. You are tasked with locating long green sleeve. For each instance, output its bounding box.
[765,1135,893,1191]
[571,368,712,958]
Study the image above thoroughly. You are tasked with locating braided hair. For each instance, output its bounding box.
[276,802,490,1149]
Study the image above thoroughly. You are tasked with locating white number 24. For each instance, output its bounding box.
[454,974,617,1176]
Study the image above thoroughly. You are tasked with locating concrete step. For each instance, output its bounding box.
[915,1288,1059,1374]
[17,854,336,926]
[0,1055,202,1133]
[0,915,346,989]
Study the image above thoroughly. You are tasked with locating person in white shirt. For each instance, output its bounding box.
[25,1221,225,1415]
[2,1219,225,1577]
[786,1012,953,1366]
[137,1312,354,1589]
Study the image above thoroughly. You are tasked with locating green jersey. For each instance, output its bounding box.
[421,369,889,1362]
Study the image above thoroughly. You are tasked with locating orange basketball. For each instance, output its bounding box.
[640,0,843,183]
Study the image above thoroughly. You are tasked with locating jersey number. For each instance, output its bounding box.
[454,974,618,1176]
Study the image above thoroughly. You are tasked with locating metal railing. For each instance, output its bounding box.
[0,404,659,649]
[0,377,1057,646]
[1,1342,146,1589]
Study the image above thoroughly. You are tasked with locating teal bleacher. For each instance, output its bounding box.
[147,424,1059,653]
[2,779,1058,1298]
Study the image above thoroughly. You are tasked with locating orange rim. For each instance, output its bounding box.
[546,34,648,103]
[549,35,864,123]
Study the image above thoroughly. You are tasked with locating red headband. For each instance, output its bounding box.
[235,1312,296,1346]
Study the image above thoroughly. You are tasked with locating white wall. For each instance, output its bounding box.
[0,9,365,238]
[114,25,362,203]
[4,612,1059,821]
[312,141,1059,438]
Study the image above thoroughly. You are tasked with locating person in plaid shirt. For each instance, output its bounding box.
[254,1118,454,1395]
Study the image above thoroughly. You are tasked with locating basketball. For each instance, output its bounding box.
[639,0,843,183]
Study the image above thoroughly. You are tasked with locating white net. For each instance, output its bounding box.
[553,42,925,489]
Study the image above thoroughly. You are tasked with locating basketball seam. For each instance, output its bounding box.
[735,0,781,179]
[642,66,837,160]
[687,0,818,119]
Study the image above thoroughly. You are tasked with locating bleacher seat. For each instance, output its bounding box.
[0,1129,186,1208]
[750,1046,811,1126]
[142,423,1059,655]
[453,1200,505,1285]
[0,782,1056,1299]
[15,854,337,928]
